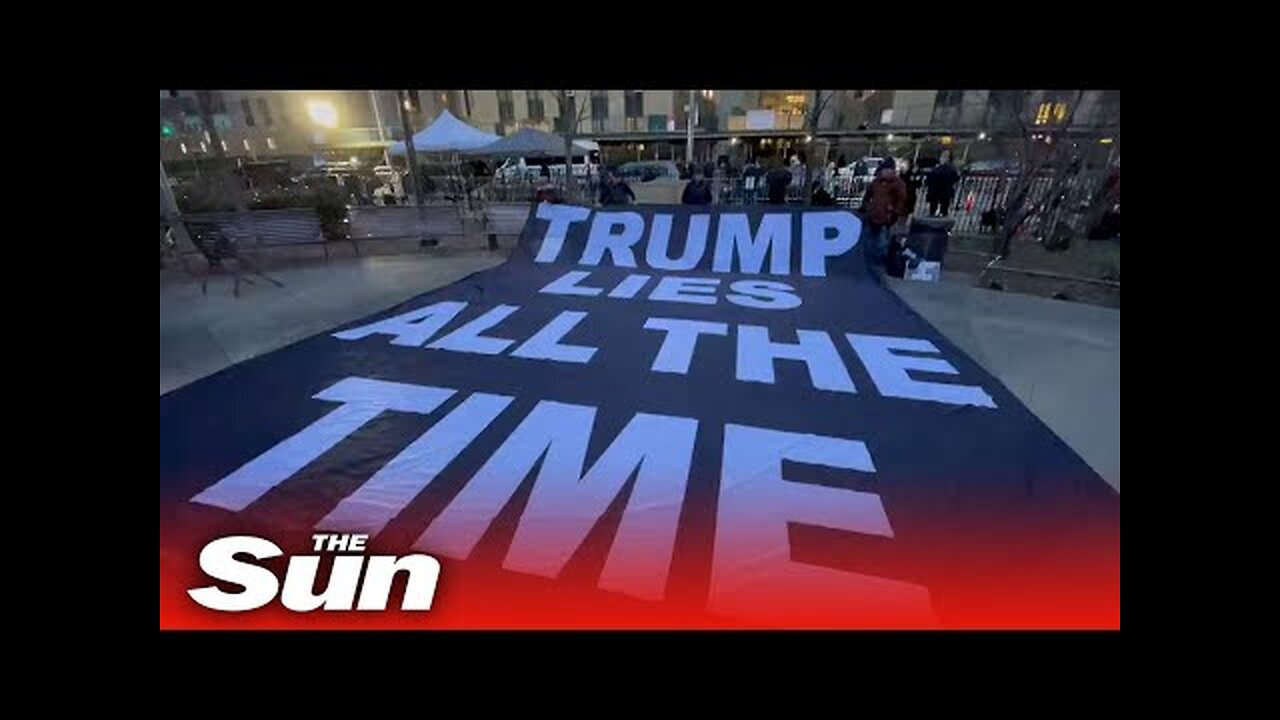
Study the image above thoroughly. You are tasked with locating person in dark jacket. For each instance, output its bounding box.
[925,153,960,217]
[599,169,636,206]
[681,164,713,205]
[902,160,921,218]
[765,159,793,205]
[742,158,764,205]
[810,179,836,207]
[861,158,909,265]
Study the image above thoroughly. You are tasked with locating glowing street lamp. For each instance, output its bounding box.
[306,100,339,129]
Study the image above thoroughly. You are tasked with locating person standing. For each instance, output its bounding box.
[810,180,836,207]
[681,164,713,205]
[861,158,908,265]
[599,168,636,206]
[765,159,793,205]
[742,157,763,205]
[902,160,921,219]
[926,153,961,217]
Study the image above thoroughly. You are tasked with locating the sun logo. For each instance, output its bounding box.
[188,534,441,612]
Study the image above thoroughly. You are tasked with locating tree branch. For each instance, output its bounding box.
[809,90,836,129]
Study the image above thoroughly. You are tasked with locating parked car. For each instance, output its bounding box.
[617,161,680,182]
[497,157,594,181]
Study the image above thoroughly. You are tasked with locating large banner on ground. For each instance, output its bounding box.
[160,203,1120,629]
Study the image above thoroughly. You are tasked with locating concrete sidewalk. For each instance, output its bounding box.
[889,274,1120,490]
[161,255,1119,491]
[160,252,505,395]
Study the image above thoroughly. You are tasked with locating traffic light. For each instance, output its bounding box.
[161,121,175,138]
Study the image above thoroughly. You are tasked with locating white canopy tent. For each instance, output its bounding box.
[387,109,501,155]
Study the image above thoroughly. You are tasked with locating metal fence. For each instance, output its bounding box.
[449,174,602,205]
[711,169,1108,237]
[369,171,603,210]
[348,203,531,239]
[185,169,1106,250]
[181,209,323,247]
[182,202,535,252]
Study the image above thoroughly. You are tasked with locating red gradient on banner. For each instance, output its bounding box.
[160,468,1119,630]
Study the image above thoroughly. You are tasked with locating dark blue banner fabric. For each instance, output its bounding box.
[160,203,1120,628]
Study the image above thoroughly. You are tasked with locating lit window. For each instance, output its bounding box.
[243,139,252,151]
[1035,102,1052,125]
[267,137,277,150]
[180,142,188,154]
[203,130,212,143]
[220,140,228,152]
[199,141,208,153]
[1054,102,1068,122]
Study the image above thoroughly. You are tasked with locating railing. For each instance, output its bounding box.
[711,168,1107,237]
[181,209,323,247]
[359,166,1108,246]
[348,204,530,239]
[180,202,534,259]
[408,173,603,206]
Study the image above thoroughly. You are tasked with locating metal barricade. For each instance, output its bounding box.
[182,209,324,248]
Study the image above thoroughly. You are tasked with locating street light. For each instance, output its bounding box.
[306,100,338,129]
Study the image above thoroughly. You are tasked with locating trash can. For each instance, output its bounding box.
[886,218,950,280]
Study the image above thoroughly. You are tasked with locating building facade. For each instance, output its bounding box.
[161,89,1119,166]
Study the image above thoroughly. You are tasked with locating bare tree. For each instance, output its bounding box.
[554,90,592,199]
[193,90,249,212]
[807,90,837,140]
[195,91,227,159]
[805,90,839,202]
[991,90,1086,261]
